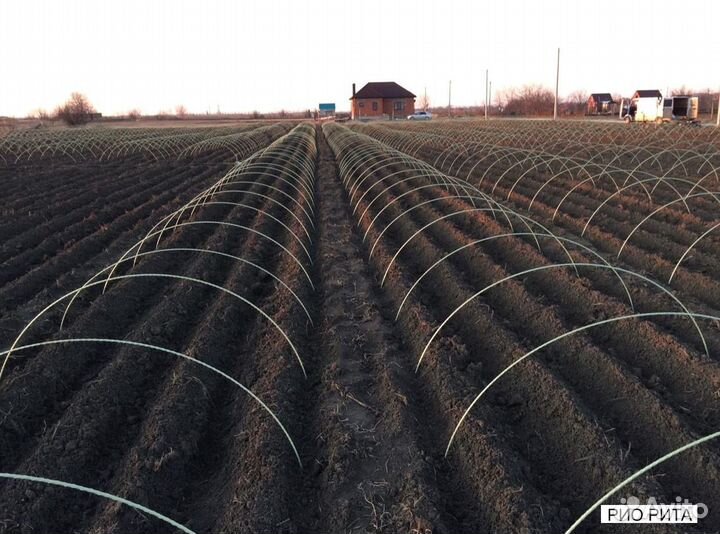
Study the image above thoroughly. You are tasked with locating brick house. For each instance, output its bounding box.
[587,93,615,115]
[350,82,416,120]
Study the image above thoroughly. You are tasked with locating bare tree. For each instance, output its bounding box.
[55,92,96,126]
[127,109,142,121]
[31,108,50,121]
[417,93,431,111]
[498,85,554,116]
[175,105,187,118]
[494,87,516,114]
[564,90,588,115]
[671,85,691,96]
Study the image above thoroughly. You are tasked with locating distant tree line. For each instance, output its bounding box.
[30,94,317,124]
[29,86,720,124]
[427,84,720,118]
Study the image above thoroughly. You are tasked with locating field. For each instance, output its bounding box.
[1,120,720,533]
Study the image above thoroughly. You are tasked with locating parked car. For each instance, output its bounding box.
[407,111,432,120]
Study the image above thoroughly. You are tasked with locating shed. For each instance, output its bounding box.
[629,89,663,122]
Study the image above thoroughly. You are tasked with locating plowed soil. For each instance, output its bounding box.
[1,123,718,534]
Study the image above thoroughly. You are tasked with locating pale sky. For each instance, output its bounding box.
[1,0,718,117]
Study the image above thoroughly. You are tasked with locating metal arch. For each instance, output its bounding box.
[152,177,315,265]
[333,131,482,208]
[621,148,689,186]
[350,162,450,213]
[554,174,703,225]
[0,473,195,534]
[646,176,719,199]
[336,142,381,176]
[501,154,595,203]
[231,157,316,208]
[531,167,621,217]
[354,170,453,219]
[475,148,537,187]
[140,171,250,253]
[176,201,312,261]
[325,127,504,229]
[339,145,394,186]
[489,153,574,198]
[417,262,708,375]
[242,143,317,192]
[450,143,513,179]
[0,273,307,383]
[661,150,720,180]
[342,136,403,177]
[454,145,524,182]
[368,195,511,259]
[61,245,313,330]
[581,177,697,237]
[379,208,515,286]
[397,132,451,159]
[565,429,720,533]
[105,220,315,291]
[444,142,495,176]
[339,144,396,183]
[245,147,317,190]
[445,311,719,460]
[358,175,489,233]
[1,337,302,467]
[89,211,315,332]
[202,180,315,229]
[618,192,720,259]
[668,222,720,284]
[348,155,435,207]
[329,124,577,267]
[348,154,427,199]
[685,168,720,197]
[431,141,472,171]
[395,234,634,321]
[189,189,312,241]
[224,162,314,210]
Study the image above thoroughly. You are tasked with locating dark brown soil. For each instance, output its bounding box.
[0,122,718,534]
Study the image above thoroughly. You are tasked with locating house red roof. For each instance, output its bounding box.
[351,82,416,100]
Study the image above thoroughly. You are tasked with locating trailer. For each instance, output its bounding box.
[662,95,699,122]
[621,89,663,123]
[621,90,700,124]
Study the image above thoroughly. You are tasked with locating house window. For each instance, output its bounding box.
[372,101,378,111]
[359,102,365,108]
[394,101,404,112]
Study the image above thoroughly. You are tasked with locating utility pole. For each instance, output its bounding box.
[717,94,720,127]
[448,80,452,118]
[424,86,428,111]
[553,47,560,120]
[710,91,714,121]
[489,80,492,117]
[485,69,489,120]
